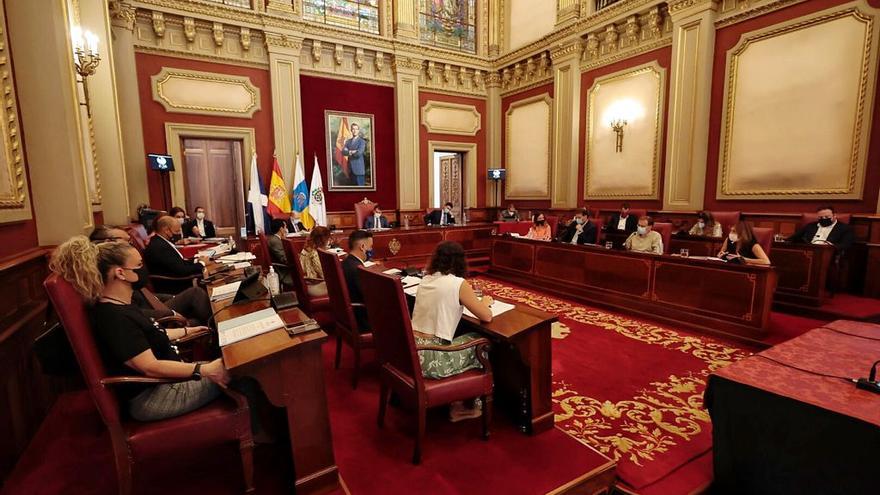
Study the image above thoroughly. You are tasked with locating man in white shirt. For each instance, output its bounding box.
[608,202,638,234]
[185,206,216,238]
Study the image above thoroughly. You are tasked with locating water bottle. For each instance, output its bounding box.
[403,215,410,229]
[228,235,236,252]
[266,266,280,296]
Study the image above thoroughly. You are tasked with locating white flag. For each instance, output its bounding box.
[310,155,327,227]
[246,153,268,234]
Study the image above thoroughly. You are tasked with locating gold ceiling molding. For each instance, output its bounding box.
[717,2,878,199]
[299,39,395,85]
[505,93,553,200]
[151,67,262,118]
[0,4,30,222]
[420,61,487,96]
[580,5,673,70]
[109,1,137,31]
[421,101,482,136]
[715,0,808,28]
[498,50,553,94]
[585,62,665,199]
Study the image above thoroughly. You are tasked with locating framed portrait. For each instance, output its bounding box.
[325,110,376,191]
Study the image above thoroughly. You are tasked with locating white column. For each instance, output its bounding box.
[550,41,583,209]
[393,55,423,212]
[394,0,419,39]
[109,1,150,217]
[265,33,305,191]
[662,0,719,211]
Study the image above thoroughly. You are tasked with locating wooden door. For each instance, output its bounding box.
[439,154,463,220]
[182,138,245,239]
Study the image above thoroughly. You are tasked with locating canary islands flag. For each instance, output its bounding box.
[267,155,291,219]
[292,154,314,229]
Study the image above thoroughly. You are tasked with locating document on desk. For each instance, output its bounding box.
[232,262,252,269]
[210,281,241,302]
[464,300,515,319]
[363,261,377,267]
[383,268,402,275]
[401,276,421,288]
[218,307,285,346]
[218,252,256,263]
[404,285,420,296]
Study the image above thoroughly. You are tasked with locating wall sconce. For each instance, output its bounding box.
[610,119,627,153]
[71,26,101,116]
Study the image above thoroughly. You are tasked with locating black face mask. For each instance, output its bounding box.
[818,217,833,227]
[129,266,150,291]
[536,220,546,226]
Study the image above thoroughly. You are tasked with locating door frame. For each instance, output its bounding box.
[427,140,477,210]
[164,122,256,208]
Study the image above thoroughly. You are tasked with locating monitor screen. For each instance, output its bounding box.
[147,153,174,172]
[487,168,506,180]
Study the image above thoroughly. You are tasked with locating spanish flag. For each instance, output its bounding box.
[267,155,291,218]
[333,117,352,178]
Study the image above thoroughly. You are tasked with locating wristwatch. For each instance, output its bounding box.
[191,363,202,381]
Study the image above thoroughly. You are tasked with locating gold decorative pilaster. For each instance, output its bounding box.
[394,0,419,40]
[266,0,296,17]
[110,0,149,217]
[488,0,502,56]
[266,32,304,192]
[557,0,582,25]
[662,0,718,211]
[486,71,502,207]
[393,55,423,211]
[550,41,582,209]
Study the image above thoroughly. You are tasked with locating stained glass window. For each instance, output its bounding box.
[303,0,380,35]
[419,0,477,53]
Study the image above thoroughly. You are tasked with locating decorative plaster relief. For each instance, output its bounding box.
[151,67,261,118]
[421,101,482,136]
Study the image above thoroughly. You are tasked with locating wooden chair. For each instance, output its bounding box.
[280,238,332,324]
[356,267,493,464]
[354,198,376,230]
[800,212,852,227]
[709,211,741,235]
[753,227,774,257]
[653,222,673,254]
[591,217,605,245]
[317,248,374,389]
[257,233,294,290]
[43,273,254,495]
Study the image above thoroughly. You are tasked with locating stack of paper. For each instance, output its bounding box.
[218,252,257,263]
[232,261,252,269]
[217,307,285,346]
[363,261,377,267]
[203,237,227,243]
[383,268,402,275]
[210,281,241,302]
[464,300,515,319]
[404,285,420,296]
[401,276,421,288]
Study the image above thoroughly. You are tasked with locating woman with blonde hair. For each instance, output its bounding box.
[49,236,231,421]
[300,226,332,297]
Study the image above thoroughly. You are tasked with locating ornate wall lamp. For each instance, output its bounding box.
[604,99,643,153]
[610,118,627,153]
[71,26,101,116]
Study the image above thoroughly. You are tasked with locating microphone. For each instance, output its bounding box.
[854,359,880,394]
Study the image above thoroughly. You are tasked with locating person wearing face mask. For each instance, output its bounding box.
[363,204,389,229]
[499,203,520,222]
[718,220,771,265]
[688,211,722,237]
[300,226,332,297]
[143,216,206,287]
[608,202,638,233]
[167,206,195,245]
[560,208,598,245]
[342,229,374,332]
[267,219,293,288]
[49,237,233,422]
[526,212,552,241]
[787,205,854,251]
[624,216,663,255]
[90,226,212,326]
[425,202,456,226]
[184,206,215,239]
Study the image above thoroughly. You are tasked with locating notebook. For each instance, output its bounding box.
[210,281,241,302]
[463,300,515,319]
[217,307,285,346]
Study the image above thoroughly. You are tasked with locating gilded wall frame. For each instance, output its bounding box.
[504,92,553,199]
[717,2,879,200]
[151,67,262,118]
[0,0,31,223]
[584,61,665,200]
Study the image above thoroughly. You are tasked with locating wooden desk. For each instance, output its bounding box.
[494,221,532,236]
[489,236,778,341]
[771,241,835,307]
[212,292,338,495]
[668,234,723,257]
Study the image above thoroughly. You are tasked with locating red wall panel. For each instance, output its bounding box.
[500,83,554,210]
[299,75,397,212]
[135,53,275,211]
[705,0,880,213]
[578,47,672,212]
[418,91,487,209]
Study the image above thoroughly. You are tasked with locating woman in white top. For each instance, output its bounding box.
[411,241,494,420]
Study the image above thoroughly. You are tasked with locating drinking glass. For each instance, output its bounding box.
[605,241,613,250]
[680,248,689,258]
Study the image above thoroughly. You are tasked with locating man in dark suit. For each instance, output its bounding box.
[184,206,216,238]
[787,205,855,251]
[608,202,638,233]
[424,202,456,226]
[144,215,206,279]
[363,204,389,229]
[287,211,307,234]
[342,229,373,332]
[560,208,598,245]
[342,122,367,186]
[266,219,292,287]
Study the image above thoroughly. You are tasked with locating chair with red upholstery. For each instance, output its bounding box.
[281,238,332,325]
[590,217,605,245]
[629,208,648,219]
[317,248,374,388]
[354,198,377,230]
[653,222,673,254]
[545,215,560,240]
[43,273,254,495]
[356,267,493,465]
[256,233,273,272]
[753,227,774,257]
[800,212,852,228]
[709,211,741,235]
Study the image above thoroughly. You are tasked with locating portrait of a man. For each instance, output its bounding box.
[326,111,376,191]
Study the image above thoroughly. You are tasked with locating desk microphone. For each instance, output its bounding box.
[854,359,880,395]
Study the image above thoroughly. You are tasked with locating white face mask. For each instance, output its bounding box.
[176,217,185,225]
[637,226,648,235]
[729,232,739,242]
[697,221,705,228]
[196,212,205,220]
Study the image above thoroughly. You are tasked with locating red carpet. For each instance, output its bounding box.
[820,293,880,320]
[471,277,754,493]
